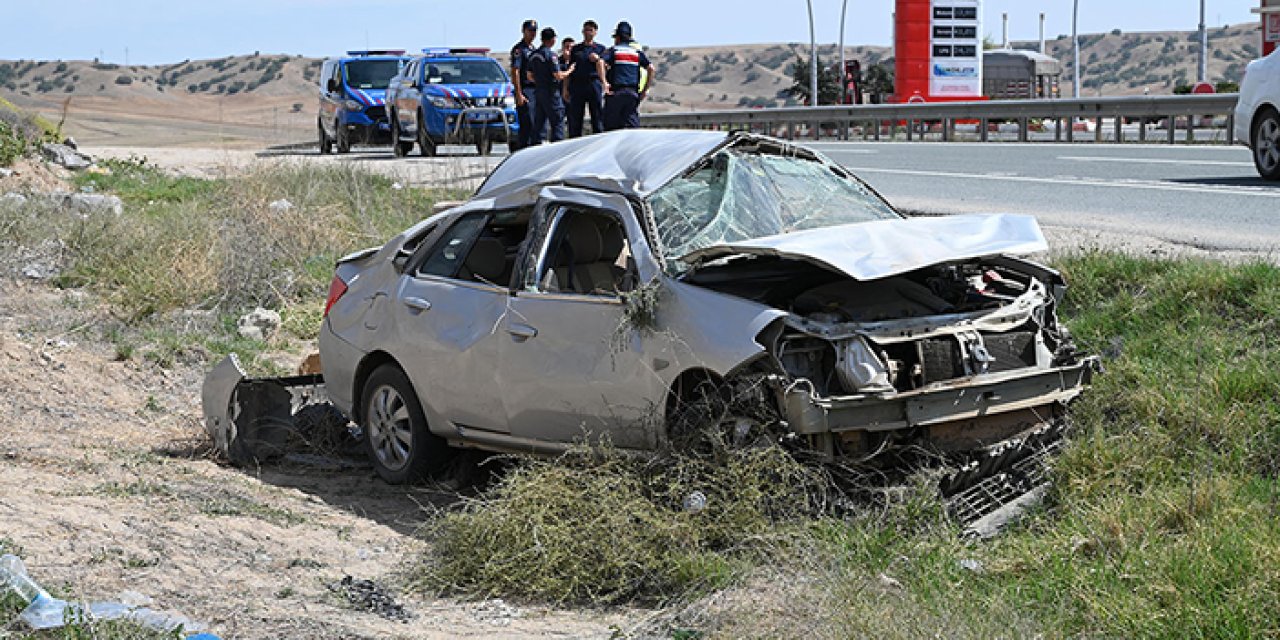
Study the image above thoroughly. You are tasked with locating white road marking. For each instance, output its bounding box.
[842,166,1280,198]
[1057,156,1255,167]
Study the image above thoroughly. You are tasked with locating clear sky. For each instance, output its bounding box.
[1,0,1266,64]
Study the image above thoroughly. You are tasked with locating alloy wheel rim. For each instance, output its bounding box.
[1259,119,1280,173]
[367,385,413,471]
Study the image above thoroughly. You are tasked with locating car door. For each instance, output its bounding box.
[498,189,665,449]
[391,212,511,436]
[319,60,339,136]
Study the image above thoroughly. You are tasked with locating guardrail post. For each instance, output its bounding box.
[1018,117,1029,143]
[907,119,914,142]
[979,118,989,143]
[874,119,881,142]
[1167,116,1176,144]
[1139,118,1147,143]
[1066,118,1074,143]
[1187,118,1195,143]
[1227,115,1235,145]
[1095,118,1104,143]
[787,122,795,140]
[1114,117,1123,143]
[1054,118,1062,142]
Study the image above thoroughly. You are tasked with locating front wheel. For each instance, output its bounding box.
[335,121,351,154]
[360,365,453,484]
[318,121,332,155]
[391,118,412,157]
[475,135,493,156]
[1253,109,1280,181]
[418,115,437,157]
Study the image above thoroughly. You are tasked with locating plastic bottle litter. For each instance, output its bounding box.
[1,553,214,636]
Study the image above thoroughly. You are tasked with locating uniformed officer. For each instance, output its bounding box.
[509,19,538,150]
[527,27,570,145]
[566,20,607,138]
[594,21,657,131]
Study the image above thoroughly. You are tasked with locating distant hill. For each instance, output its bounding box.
[0,23,1263,146]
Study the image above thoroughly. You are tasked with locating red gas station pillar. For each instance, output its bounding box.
[893,0,932,103]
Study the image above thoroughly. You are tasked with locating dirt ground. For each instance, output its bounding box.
[0,280,639,638]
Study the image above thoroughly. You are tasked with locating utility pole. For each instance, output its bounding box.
[839,0,849,105]
[1198,0,1208,83]
[1073,0,1081,98]
[807,0,818,106]
[1040,13,1046,54]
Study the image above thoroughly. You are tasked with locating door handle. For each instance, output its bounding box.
[404,297,432,312]
[507,323,538,340]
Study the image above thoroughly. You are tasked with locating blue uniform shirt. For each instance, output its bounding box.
[511,40,536,87]
[569,41,607,84]
[527,45,563,91]
[603,41,650,89]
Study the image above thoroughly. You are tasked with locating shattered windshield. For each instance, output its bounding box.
[649,148,900,272]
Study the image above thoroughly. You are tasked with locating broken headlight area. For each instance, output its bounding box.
[686,255,1099,532]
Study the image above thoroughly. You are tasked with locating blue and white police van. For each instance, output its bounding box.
[318,50,408,154]
[386,48,518,156]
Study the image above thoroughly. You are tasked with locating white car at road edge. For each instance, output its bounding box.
[1235,49,1280,181]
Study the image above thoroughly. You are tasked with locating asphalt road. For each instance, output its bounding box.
[811,142,1280,254]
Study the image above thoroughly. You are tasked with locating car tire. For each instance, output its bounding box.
[418,113,437,157]
[318,120,332,155]
[391,117,412,158]
[508,139,521,154]
[360,364,453,484]
[1253,108,1280,181]
[335,120,351,154]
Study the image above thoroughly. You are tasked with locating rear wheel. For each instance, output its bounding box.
[475,135,492,156]
[1253,109,1280,181]
[318,120,332,155]
[360,365,453,484]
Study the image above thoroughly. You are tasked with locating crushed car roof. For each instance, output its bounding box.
[476,129,730,200]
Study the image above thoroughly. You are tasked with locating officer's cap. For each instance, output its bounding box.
[541,27,557,41]
[522,19,538,32]
[613,21,633,39]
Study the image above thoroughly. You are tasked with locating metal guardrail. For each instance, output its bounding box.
[642,94,1242,144]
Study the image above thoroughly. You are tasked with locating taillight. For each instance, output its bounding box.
[323,275,348,317]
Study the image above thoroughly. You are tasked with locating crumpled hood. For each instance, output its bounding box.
[423,84,514,102]
[679,214,1048,281]
[347,88,387,107]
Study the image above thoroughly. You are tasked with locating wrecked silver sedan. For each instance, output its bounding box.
[205,130,1098,487]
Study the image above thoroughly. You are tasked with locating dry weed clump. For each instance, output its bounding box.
[419,444,830,606]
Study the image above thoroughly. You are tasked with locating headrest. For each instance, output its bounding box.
[556,215,604,264]
[465,237,507,285]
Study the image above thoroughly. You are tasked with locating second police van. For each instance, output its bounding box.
[318,50,408,154]
[386,48,519,156]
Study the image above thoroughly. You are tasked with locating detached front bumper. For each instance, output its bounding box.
[784,357,1101,450]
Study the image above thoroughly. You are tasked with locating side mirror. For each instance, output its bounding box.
[327,78,337,93]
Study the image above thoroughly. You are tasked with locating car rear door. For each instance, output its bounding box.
[390,212,511,435]
[497,188,665,449]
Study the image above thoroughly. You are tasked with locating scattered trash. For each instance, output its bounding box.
[877,573,903,590]
[22,263,57,281]
[86,165,113,176]
[1,192,25,203]
[236,307,281,341]
[62,136,79,150]
[268,198,294,212]
[682,490,708,514]
[0,168,13,179]
[391,182,403,191]
[40,143,93,171]
[327,575,414,623]
[469,598,519,626]
[65,193,123,216]
[0,553,210,634]
[958,558,985,574]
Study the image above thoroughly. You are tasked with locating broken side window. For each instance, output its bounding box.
[526,207,634,297]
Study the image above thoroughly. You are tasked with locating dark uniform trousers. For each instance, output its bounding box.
[516,86,538,148]
[531,89,565,145]
[567,80,604,137]
[603,88,641,131]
